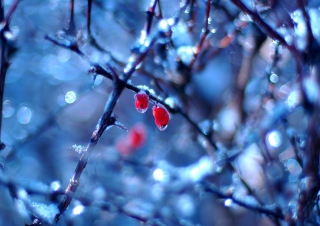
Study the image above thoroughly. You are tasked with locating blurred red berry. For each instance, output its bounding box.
[134,91,149,113]
[152,104,170,131]
[128,123,146,149]
[116,123,147,155]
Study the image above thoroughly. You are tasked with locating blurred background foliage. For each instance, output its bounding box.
[1,0,320,225]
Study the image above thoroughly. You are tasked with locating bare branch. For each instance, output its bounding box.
[201,181,284,220]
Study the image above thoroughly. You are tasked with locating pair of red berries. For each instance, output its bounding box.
[134,91,170,131]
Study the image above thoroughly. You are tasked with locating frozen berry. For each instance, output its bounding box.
[152,103,170,131]
[134,91,149,113]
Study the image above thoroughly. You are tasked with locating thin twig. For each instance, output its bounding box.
[66,0,76,34]
[145,0,159,35]
[86,0,120,57]
[229,0,295,52]
[189,0,211,69]
[201,181,284,220]
[45,35,85,57]
[4,0,20,24]
[87,0,93,36]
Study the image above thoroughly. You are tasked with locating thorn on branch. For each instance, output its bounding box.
[92,113,118,142]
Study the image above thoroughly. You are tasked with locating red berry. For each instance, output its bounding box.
[128,123,146,149]
[152,104,170,131]
[116,123,147,155]
[134,91,149,113]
